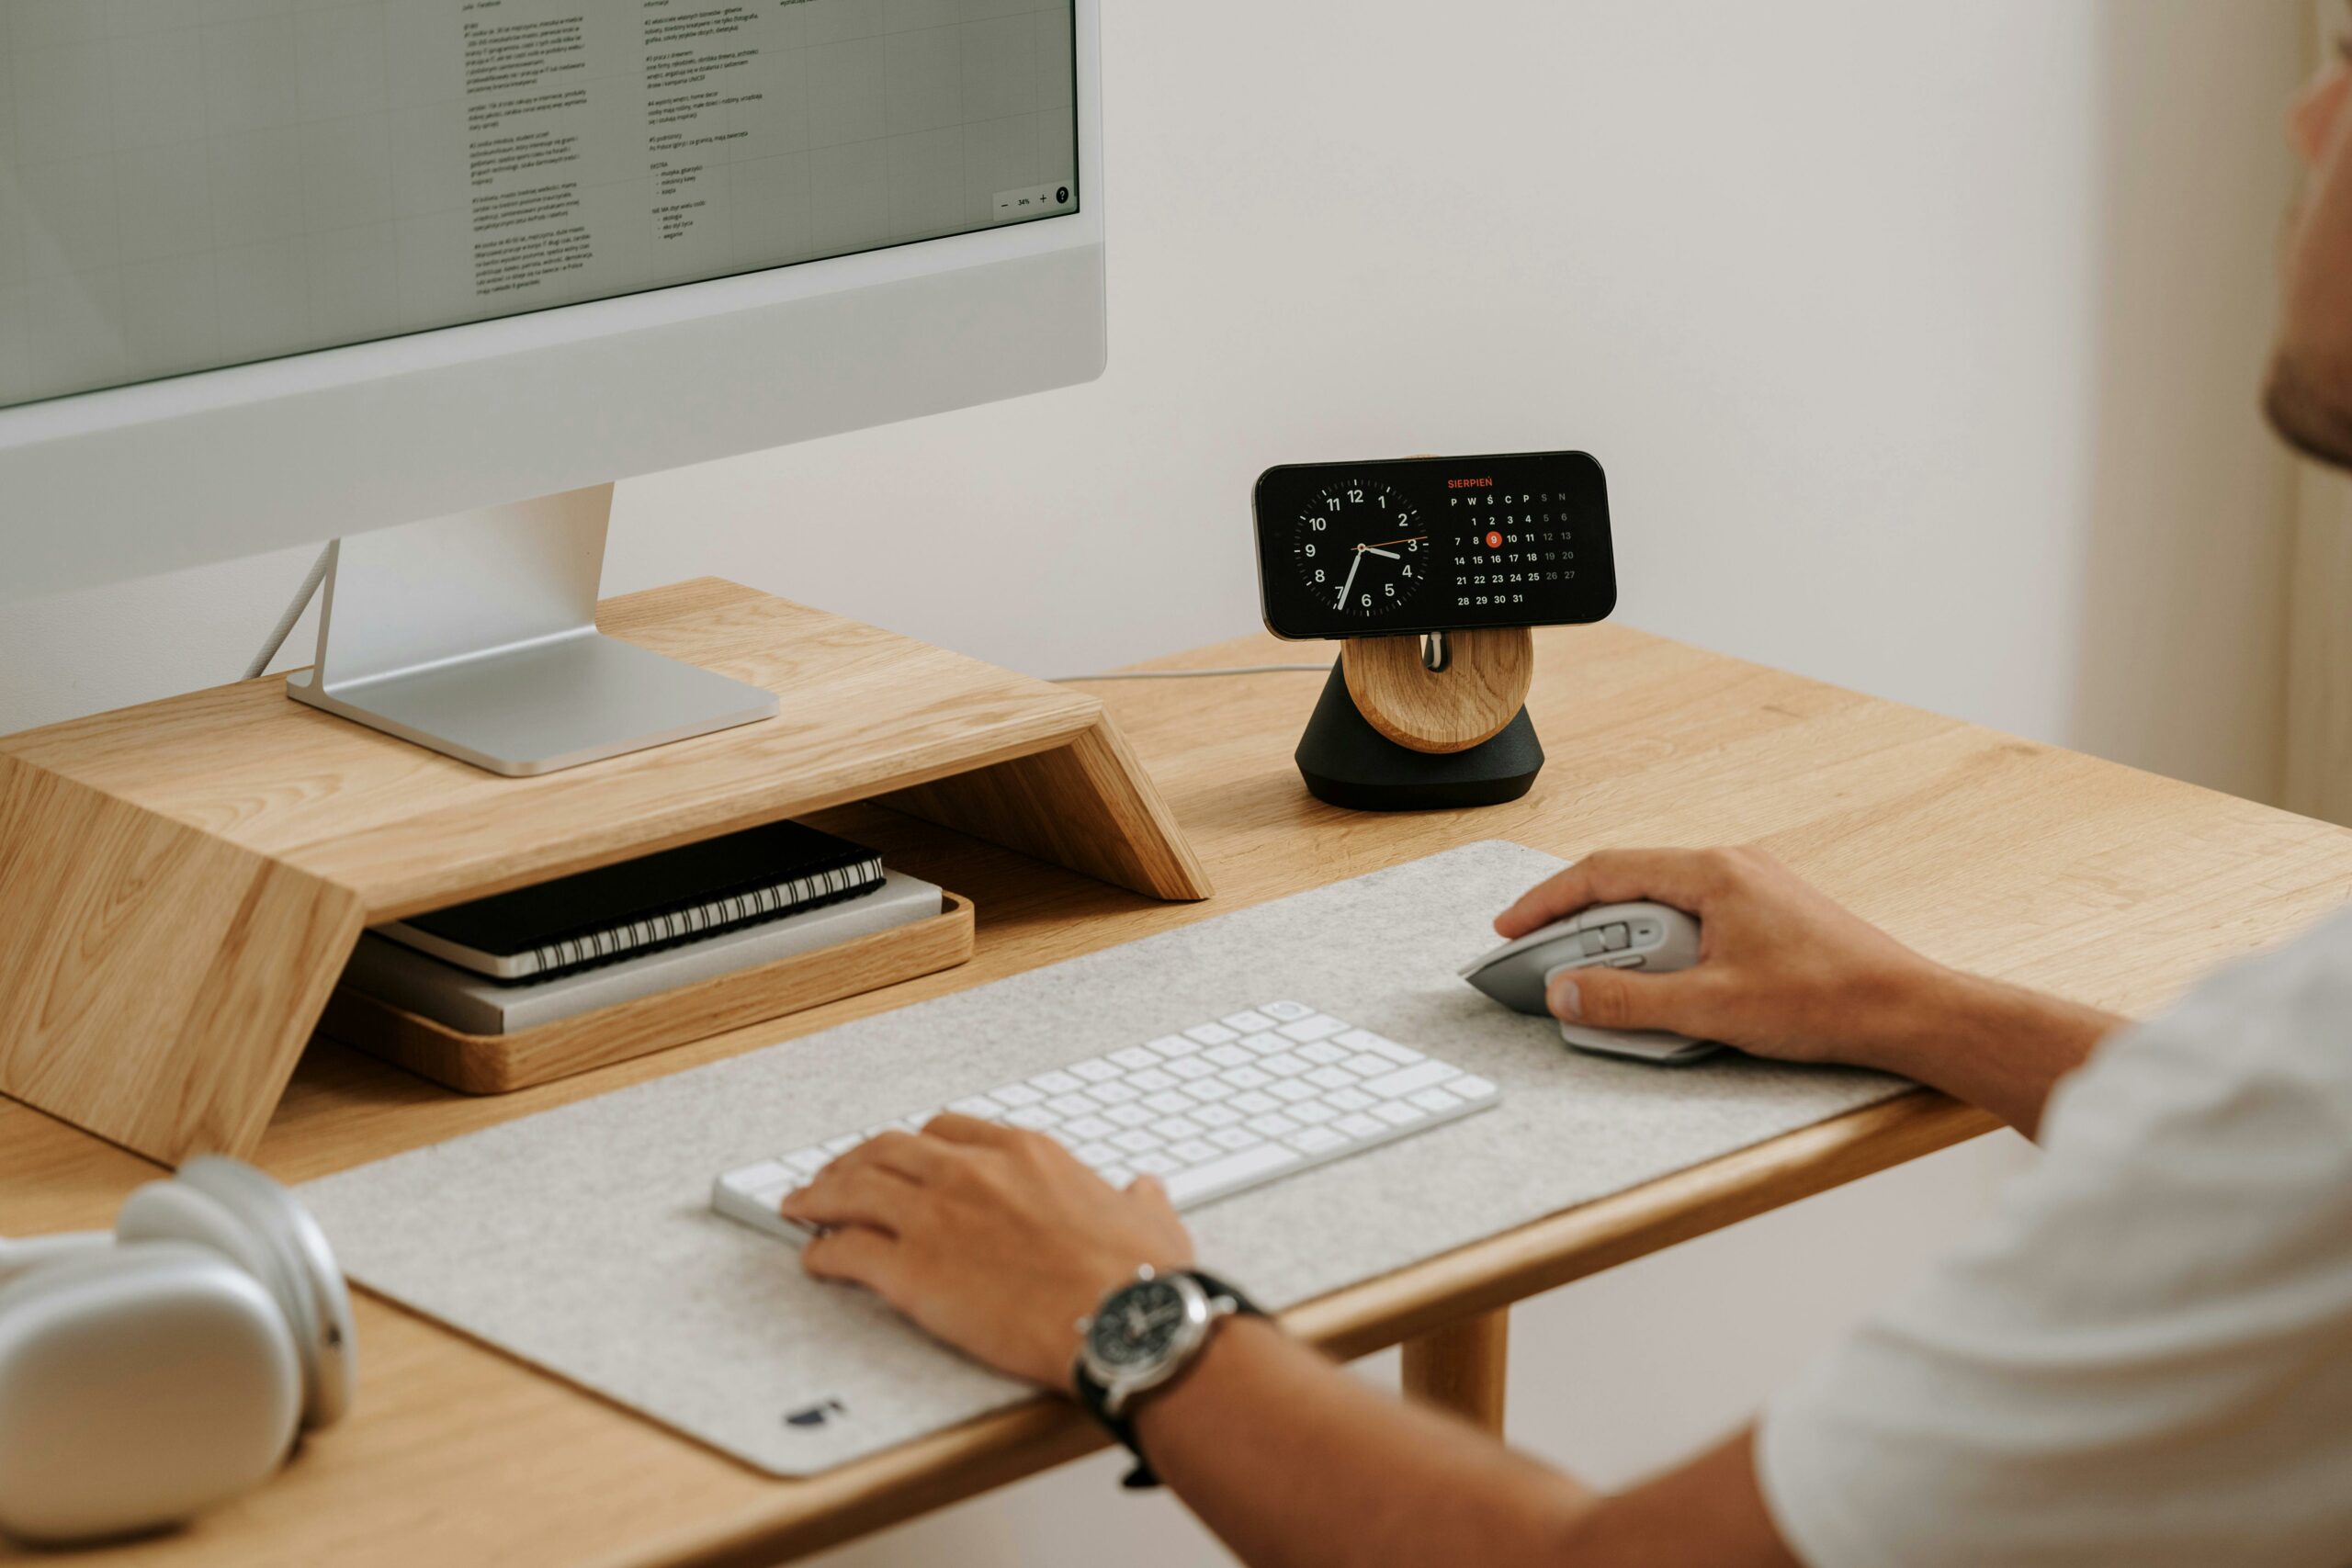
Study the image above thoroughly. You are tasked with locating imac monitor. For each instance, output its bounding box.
[0,0,1103,773]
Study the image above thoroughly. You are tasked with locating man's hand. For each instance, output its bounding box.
[777,1113,1193,1390]
[1497,846,1952,1067]
[1498,846,2126,1134]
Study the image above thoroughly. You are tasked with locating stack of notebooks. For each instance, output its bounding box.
[343,821,944,1036]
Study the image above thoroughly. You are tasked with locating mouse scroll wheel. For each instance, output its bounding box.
[1599,923,1632,953]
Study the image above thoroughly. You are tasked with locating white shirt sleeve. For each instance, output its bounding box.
[1755,910,2352,1568]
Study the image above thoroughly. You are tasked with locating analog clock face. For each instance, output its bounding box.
[1294,479,1430,620]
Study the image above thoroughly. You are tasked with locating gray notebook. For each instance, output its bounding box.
[299,841,1906,1475]
[341,873,944,1035]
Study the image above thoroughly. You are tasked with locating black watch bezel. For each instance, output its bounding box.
[1072,1267,1261,1489]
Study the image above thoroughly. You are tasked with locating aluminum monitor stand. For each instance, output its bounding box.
[286,485,776,776]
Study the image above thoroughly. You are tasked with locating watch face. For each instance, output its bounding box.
[1086,1278,1193,1371]
[1253,450,1616,640]
[1293,479,1431,622]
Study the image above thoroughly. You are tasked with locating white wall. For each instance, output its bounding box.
[0,3,2313,1563]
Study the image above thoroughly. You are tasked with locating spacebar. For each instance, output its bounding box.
[1163,1144,1302,1207]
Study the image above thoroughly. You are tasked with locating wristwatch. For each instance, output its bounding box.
[1071,1265,1264,1489]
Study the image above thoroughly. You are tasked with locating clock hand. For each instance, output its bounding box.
[1362,535,1427,550]
[1334,546,1363,610]
[1363,546,1398,559]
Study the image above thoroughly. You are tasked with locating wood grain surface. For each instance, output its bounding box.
[6,615,2351,1567]
[1342,626,1534,753]
[0,581,1200,1159]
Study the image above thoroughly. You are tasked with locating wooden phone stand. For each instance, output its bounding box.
[0,581,1210,1164]
[1295,626,1544,810]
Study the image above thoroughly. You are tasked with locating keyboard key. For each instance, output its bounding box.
[1228,1090,1280,1116]
[1365,1061,1461,1100]
[1343,1055,1395,1079]
[1184,1022,1240,1045]
[1130,1068,1180,1092]
[1288,1101,1336,1124]
[1239,1032,1290,1055]
[1148,1035,1203,1058]
[1107,1103,1155,1127]
[1225,1066,1272,1089]
[1268,1079,1317,1103]
[1006,1107,1060,1130]
[947,1096,1004,1120]
[1374,1101,1426,1126]
[1046,1094,1100,1118]
[1278,1015,1347,1043]
[1167,1056,1217,1080]
[1203,1044,1252,1067]
[1143,1090,1195,1115]
[1299,1043,1348,1066]
[1111,1129,1164,1154]
[1184,1079,1236,1101]
[1259,1000,1313,1021]
[1128,1153,1179,1177]
[1209,1127,1261,1150]
[1169,1139,1221,1164]
[1069,1058,1120,1082]
[1164,1144,1302,1204]
[1410,1088,1463,1114]
[1259,1053,1309,1077]
[1110,1046,1160,1070]
[1151,1116,1205,1140]
[1325,1088,1375,1111]
[1335,1112,1387,1138]
[823,1134,864,1155]
[1306,1066,1355,1090]
[1030,1071,1084,1095]
[992,1083,1043,1108]
[1222,1010,1278,1032]
[1066,1115,1116,1141]
[723,1159,795,1194]
[1073,1142,1121,1168]
[1286,1126,1348,1155]
[1100,1164,1136,1188]
[1089,1080,1140,1104]
[1339,1030,1423,1065]
[784,1147,830,1174]
[1192,1103,1242,1127]
[1246,1113,1301,1138]
[1450,1075,1498,1100]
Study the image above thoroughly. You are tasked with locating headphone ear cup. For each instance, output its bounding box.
[118,1180,278,1287]
[176,1158,356,1430]
[0,1245,301,1544]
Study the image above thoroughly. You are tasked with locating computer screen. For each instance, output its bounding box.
[0,0,1080,412]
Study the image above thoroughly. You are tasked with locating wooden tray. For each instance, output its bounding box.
[318,893,976,1094]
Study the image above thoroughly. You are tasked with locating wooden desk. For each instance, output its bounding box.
[7,619,2350,1567]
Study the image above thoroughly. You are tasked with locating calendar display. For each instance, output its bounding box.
[1253,451,1615,639]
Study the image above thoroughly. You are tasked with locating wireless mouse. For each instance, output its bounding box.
[1459,900,1721,1064]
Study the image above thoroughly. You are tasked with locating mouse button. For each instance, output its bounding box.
[1600,923,1631,952]
[1629,918,1663,944]
[1605,954,1645,968]
[1575,929,1607,956]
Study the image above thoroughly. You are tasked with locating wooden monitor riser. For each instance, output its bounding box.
[0,581,1210,1164]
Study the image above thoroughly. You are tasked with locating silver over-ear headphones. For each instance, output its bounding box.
[0,1156,357,1545]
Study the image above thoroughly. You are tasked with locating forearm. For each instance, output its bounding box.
[1131,1318,1596,1568]
[1867,967,2127,1138]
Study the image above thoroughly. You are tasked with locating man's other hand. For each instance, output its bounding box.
[1496,846,1953,1070]
[779,1114,1193,1390]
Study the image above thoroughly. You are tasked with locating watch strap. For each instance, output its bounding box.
[1074,1269,1262,1490]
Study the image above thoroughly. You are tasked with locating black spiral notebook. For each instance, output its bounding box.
[378,821,886,984]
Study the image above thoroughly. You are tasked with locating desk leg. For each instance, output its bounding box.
[1401,1308,1510,1434]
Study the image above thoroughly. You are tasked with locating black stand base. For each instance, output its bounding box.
[1295,662,1544,812]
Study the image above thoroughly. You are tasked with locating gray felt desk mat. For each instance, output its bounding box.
[299,840,1905,1475]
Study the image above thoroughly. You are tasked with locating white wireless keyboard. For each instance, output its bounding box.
[713,1001,1500,1245]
